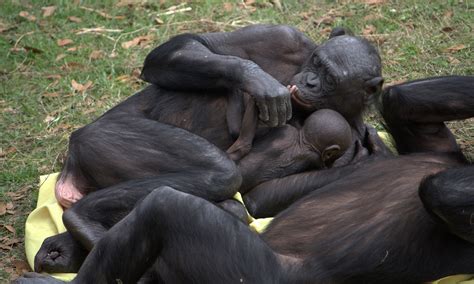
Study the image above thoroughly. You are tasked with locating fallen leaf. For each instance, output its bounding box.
[6,192,26,201]
[46,74,62,80]
[447,56,460,64]
[0,203,6,216]
[299,12,312,20]
[55,53,67,61]
[155,18,164,25]
[13,260,30,275]
[67,46,78,52]
[121,35,154,49]
[44,115,55,123]
[362,0,385,4]
[314,15,335,26]
[19,11,36,21]
[57,39,73,46]
[4,225,15,234]
[71,80,93,92]
[23,46,43,53]
[270,0,282,10]
[244,0,255,5]
[0,22,16,33]
[68,16,82,23]
[223,2,233,12]
[89,50,104,60]
[441,26,453,32]
[363,25,377,36]
[443,10,453,19]
[320,27,332,36]
[41,6,56,17]
[61,62,85,71]
[444,44,466,53]
[0,147,17,158]
[364,14,382,21]
[2,238,20,246]
[0,244,12,251]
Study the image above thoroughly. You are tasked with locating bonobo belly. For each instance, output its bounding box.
[263,154,460,259]
[148,89,235,150]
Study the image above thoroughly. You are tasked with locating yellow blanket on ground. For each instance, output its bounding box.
[25,173,474,283]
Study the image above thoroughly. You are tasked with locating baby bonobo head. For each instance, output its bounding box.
[301,109,352,167]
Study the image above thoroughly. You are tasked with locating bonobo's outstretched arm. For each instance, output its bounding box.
[244,162,364,218]
[141,24,316,126]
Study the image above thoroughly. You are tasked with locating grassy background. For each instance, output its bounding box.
[0,0,472,281]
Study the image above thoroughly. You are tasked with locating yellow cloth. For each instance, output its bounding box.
[25,173,474,283]
[25,173,76,281]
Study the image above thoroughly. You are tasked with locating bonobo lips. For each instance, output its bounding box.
[291,87,314,111]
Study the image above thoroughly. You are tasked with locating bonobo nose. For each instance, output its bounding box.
[306,73,320,88]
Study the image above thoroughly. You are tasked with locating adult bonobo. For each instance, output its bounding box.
[54,24,387,208]
[14,77,474,284]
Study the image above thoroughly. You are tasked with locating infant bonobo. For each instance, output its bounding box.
[228,97,352,193]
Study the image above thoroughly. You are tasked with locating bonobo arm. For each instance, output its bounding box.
[243,163,363,218]
[141,24,316,126]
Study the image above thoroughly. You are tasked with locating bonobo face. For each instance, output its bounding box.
[290,36,383,120]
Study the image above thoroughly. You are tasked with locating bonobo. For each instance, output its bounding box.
[223,106,352,220]
[54,24,388,208]
[34,108,352,271]
[19,76,474,284]
[237,108,352,193]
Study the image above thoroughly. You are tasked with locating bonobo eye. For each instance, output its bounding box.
[305,72,320,89]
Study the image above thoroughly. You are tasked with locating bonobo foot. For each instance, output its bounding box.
[12,272,64,284]
[34,232,87,273]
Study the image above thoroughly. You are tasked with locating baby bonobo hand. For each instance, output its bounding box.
[227,85,298,161]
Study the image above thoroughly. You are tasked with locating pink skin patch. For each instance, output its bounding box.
[55,177,83,209]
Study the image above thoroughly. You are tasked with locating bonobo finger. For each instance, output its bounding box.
[266,96,279,127]
[256,99,269,122]
[277,96,287,126]
[285,96,292,121]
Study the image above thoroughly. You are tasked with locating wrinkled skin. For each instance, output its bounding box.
[34,232,87,274]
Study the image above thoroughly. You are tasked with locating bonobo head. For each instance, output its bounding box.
[301,109,352,167]
[291,35,383,121]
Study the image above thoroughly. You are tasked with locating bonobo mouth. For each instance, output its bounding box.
[291,86,314,111]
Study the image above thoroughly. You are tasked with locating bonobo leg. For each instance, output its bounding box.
[34,232,87,273]
[62,186,297,284]
[63,170,241,251]
[56,112,241,208]
[420,165,474,244]
[380,76,474,156]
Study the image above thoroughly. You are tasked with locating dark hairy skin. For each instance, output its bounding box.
[54,24,388,209]
[19,76,474,284]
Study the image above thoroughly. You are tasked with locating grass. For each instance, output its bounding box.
[0,0,472,281]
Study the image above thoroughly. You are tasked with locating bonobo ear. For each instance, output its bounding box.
[329,27,354,38]
[322,145,341,164]
[364,77,384,95]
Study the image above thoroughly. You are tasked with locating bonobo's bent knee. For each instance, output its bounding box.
[210,156,242,198]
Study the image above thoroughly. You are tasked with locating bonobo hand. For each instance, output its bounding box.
[365,125,392,157]
[241,61,292,127]
[34,232,87,273]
